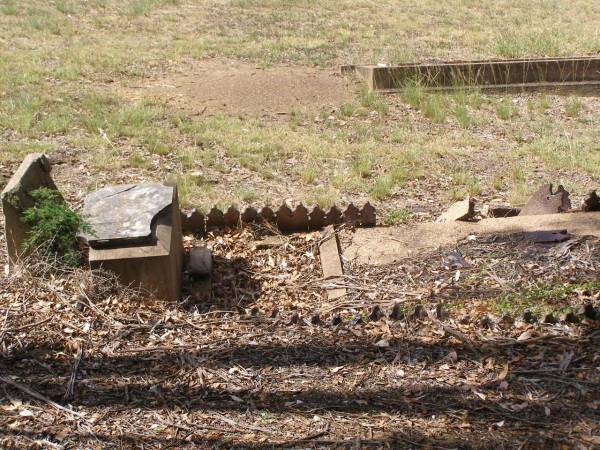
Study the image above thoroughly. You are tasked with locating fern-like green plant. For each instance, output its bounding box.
[22,187,91,266]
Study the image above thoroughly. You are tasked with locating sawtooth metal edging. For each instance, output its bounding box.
[181,203,376,235]
[342,56,600,93]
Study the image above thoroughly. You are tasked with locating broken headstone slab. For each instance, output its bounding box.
[82,184,173,248]
[1,153,61,263]
[319,225,346,300]
[437,196,475,222]
[519,183,571,216]
[83,184,183,302]
[523,229,572,244]
[581,190,600,212]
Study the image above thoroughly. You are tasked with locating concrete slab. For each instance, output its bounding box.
[1,153,60,263]
[83,184,174,248]
[344,212,600,266]
[86,185,183,301]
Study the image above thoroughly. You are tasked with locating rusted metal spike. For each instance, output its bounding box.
[324,205,343,225]
[182,209,206,236]
[223,206,240,228]
[241,206,258,223]
[343,203,360,225]
[308,206,326,230]
[389,303,404,320]
[276,203,294,231]
[206,207,224,229]
[360,202,376,227]
[291,204,309,231]
[259,206,275,222]
[369,305,383,321]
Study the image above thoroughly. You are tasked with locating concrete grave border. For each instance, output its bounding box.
[343,56,600,93]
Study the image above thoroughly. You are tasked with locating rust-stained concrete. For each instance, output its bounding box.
[345,212,600,266]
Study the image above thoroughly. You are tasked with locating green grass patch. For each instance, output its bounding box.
[383,208,412,225]
[493,281,600,316]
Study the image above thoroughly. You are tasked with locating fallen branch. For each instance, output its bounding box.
[427,311,477,353]
[0,375,86,420]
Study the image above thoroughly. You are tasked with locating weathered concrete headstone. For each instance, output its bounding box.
[1,153,61,263]
[82,183,183,302]
[519,183,571,216]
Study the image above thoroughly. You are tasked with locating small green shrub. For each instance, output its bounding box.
[22,188,91,266]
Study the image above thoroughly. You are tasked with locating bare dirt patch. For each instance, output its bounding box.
[125,58,355,118]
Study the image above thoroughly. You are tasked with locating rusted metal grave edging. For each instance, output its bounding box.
[180,202,376,236]
[342,56,600,93]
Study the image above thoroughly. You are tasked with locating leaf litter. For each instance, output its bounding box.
[0,225,599,448]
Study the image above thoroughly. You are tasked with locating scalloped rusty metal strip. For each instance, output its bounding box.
[343,203,360,225]
[241,206,259,222]
[205,207,224,229]
[308,206,326,229]
[324,205,343,225]
[360,202,376,227]
[223,206,240,228]
[182,203,376,234]
[181,209,205,236]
